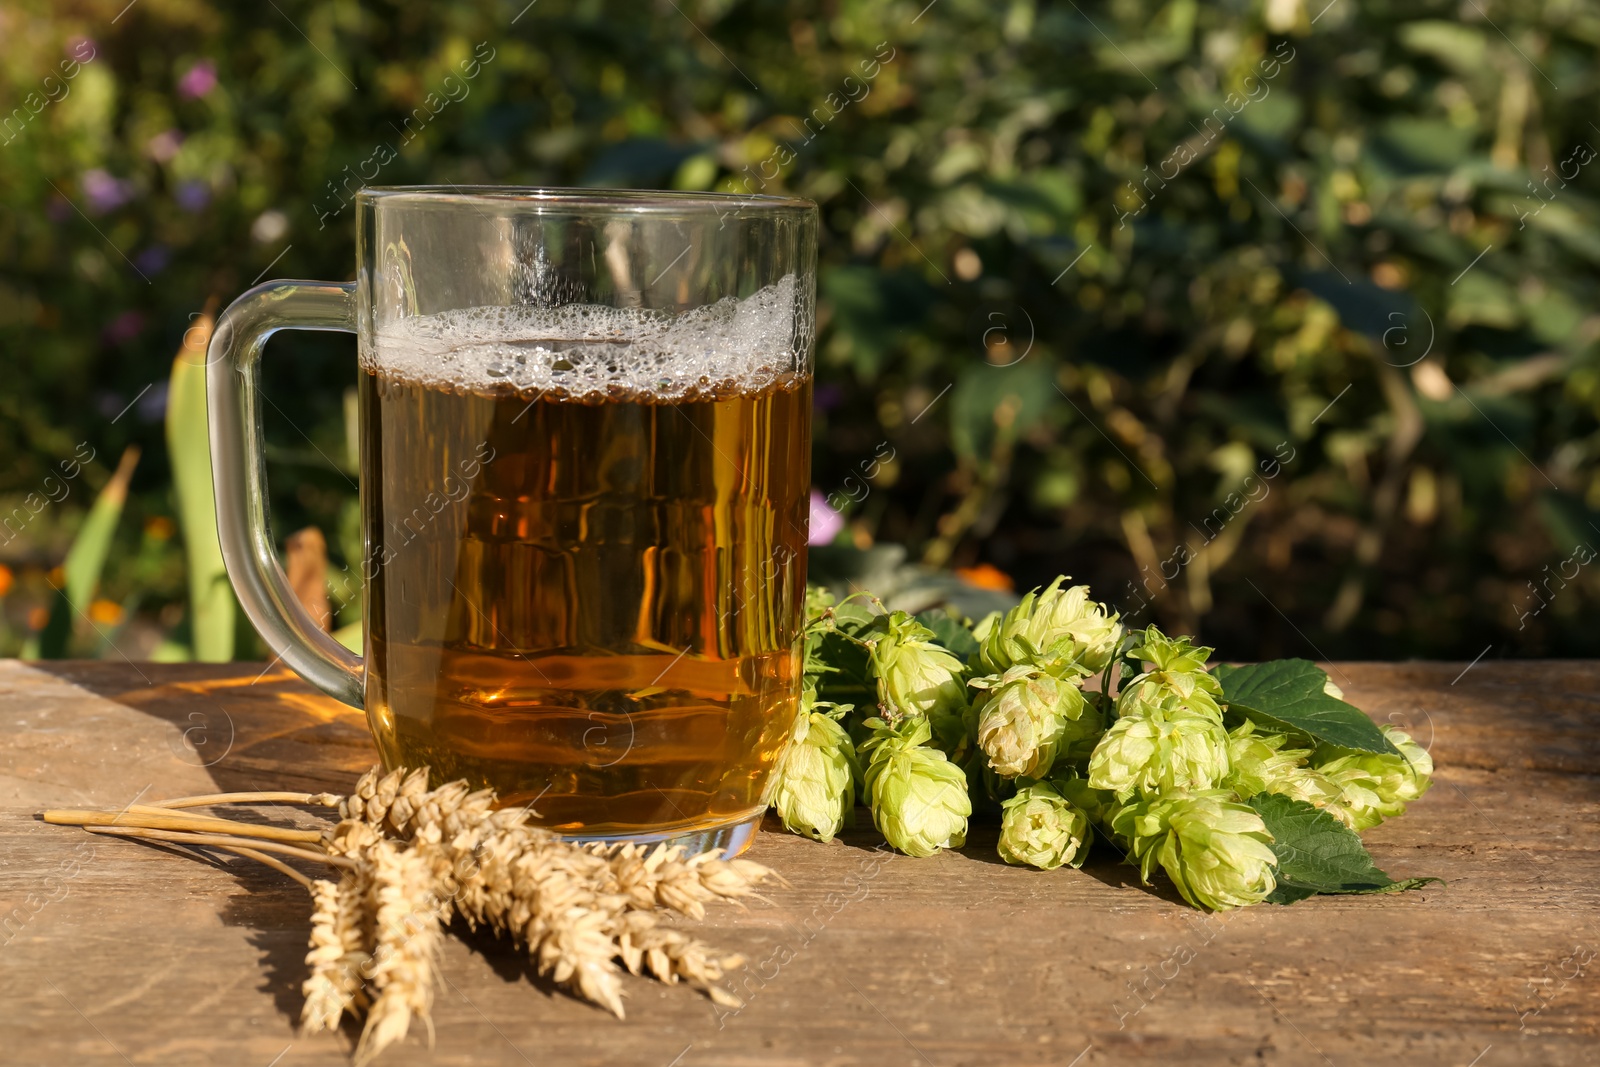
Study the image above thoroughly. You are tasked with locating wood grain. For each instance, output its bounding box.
[0,658,1595,1066]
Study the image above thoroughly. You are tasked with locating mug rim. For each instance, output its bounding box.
[357,185,816,214]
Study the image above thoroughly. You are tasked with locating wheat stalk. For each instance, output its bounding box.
[79,825,356,868]
[44,806,323,843]
[301,869,372,1035]
[218,845,316,889]
[41,765,774,1063]
[152,790,343,809]
[343,768,773,1016]
[355,836,444,1064]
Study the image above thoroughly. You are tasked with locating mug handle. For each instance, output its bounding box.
[206,279,364,708]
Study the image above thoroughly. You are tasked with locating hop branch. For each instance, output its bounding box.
[777,575,1436,911]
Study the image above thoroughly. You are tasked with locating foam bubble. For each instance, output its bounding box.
[365,275,807,400]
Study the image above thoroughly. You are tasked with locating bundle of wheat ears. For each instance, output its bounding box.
[42,767,773,1064]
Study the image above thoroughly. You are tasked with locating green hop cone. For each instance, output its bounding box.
[1222,719,1314,799]
[1054,771,1116,826]
[1058,690,1110,769]
[1312,725,1434,830]
[1274,765,1350,818]
[870,611,969,753]
[997,779,1091,870]
[1087,699,1230,800]
[1124,626,1213,675]
[974,577,1123,677]
[971,666,1089,779]
[861,717,971,857]
[1111,790,1278,911]
[1221,720,1347,814]
[1116,627,1224,719]
[771,705,859,843]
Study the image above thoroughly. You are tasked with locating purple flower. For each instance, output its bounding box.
[175,180,210,212]
[808,489,845,545]
[137,381,170,421]
[813,382,845,412]
[82,169,134,214]
[102,310,146,346]
[178,60,217,99]
[134,245,171,275]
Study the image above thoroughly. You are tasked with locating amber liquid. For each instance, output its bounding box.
[360,370,810,836]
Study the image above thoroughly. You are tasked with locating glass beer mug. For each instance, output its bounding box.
[207,188,817,854]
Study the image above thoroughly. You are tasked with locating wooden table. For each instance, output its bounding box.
[0,659,1596,1066]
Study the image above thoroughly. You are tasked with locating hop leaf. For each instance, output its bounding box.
[860,717,971,857]
[1312,725,1434,830]
[1111,790,1279,911]
[771,707,859,843]
[974,577,1122,677]
[997,779,1091,870]
[870,611,969,751]
[803,599,877,704]
[971,666,1090,779]
[1087,699,1230,799]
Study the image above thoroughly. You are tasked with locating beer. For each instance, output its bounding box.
[359,287,811,840]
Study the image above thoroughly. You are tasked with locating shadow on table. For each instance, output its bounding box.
[761,809,1183,904]
[212,855,329,1033]
[955,821,1185,901]
[26,660,375,796]
[16,662,376,1030]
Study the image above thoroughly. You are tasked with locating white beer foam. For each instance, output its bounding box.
[366,275,806,400]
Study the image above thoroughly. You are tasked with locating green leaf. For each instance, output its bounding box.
[1248,793,1440,904]
[829,600,882,638]
[915,609,980,665]
[1264,882,1319,905]
[806,626,877,709]
[1396,20,1488,74]
[332,621,362,654]
[168,343,237,663]
[40,445,141,660]
[1214,659,1398,754]
[1373,117,1477,173]
[62,445,140,615]
[1351,877,1442,895]
[1252,792,1390,892]
[950,358,1055,462]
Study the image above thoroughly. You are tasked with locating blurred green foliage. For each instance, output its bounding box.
[1,0,1598,661]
